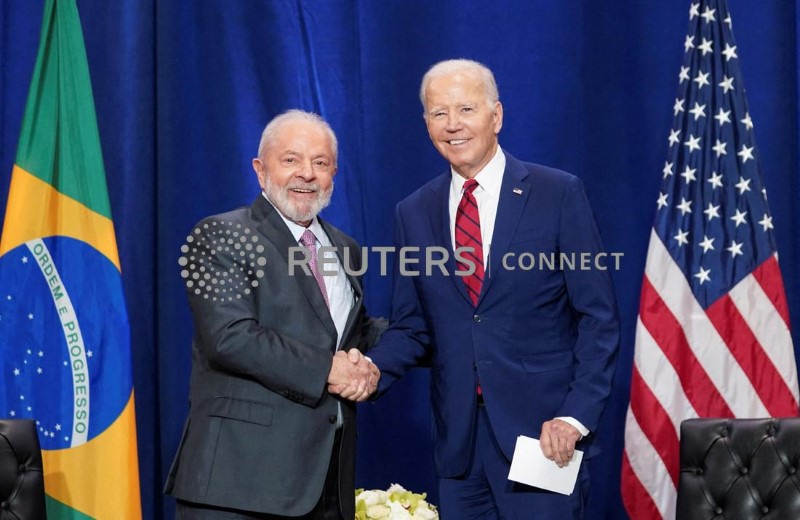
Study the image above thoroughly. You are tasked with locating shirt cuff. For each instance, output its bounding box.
[554,416,590,438]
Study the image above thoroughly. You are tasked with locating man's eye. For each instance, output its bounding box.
[284,157,295,163]
[314,161,328,167]
[461,107,474,113]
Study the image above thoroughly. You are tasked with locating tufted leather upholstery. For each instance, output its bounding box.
[0,420,46,519]
[678,418,800,519]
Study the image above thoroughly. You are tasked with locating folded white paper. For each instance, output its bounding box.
[507,435,583,495]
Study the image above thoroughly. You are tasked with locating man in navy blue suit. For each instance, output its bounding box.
[365,59,620,518]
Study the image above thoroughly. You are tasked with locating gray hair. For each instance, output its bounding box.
[256,109,338,165]
[419,59,499,113]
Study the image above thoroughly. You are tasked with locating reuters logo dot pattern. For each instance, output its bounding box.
[178,220,268,302]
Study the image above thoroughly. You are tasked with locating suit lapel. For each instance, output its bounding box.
[252,197,337,340]
[429,173,473,306]
[480,153,531,301]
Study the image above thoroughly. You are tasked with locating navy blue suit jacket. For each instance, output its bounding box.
[368,152,620,478]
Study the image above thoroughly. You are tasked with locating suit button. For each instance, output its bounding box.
[328,415,337,424]
[473,314,481,323]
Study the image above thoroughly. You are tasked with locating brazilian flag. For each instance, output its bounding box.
[0,0,141,518]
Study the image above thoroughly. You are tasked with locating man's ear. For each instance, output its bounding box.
[493,101,504,134]
[252,158,266,190]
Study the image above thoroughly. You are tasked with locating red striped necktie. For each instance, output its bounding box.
[455,179,484,306]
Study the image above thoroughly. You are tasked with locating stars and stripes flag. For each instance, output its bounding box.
[0,0,141,517]
[621,1,799,518]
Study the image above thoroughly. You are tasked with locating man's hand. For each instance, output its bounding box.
[327,349,380,402]
[540,419,582,467]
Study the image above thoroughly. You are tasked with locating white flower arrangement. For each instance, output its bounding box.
[355,483,439,519]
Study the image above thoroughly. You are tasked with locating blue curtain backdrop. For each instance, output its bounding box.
[2,1,798,518]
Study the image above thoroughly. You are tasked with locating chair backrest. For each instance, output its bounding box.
[678,418,800,519]
[0,419,46,519]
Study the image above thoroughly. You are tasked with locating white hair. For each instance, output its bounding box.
[419,59,499,113]
[256,109,338,165]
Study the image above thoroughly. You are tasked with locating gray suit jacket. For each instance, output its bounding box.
[164,196,383,518]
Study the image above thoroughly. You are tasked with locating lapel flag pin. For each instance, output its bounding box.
[512,188,523,195]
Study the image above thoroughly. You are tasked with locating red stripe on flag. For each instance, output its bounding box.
[629,367,680,485]
[639,277,733,416]
[621,452,663,520]
[751,256,791,329]
[705,294,798,416]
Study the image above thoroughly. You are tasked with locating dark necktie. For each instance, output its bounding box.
[299,229,329,308]
[455,179,484,306]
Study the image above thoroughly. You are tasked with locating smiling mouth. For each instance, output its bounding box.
[289,187,317,194]
[447,139,468,146]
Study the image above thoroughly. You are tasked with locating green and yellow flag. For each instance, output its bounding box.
[0,0,141,517]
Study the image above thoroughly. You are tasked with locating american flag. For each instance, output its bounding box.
[621,1,799,518]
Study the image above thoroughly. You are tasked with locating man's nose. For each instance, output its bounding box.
[297,160,315,180]
[445,112,462,131]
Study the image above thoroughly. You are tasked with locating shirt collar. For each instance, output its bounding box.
[449,146,505,197]
[262,192,329,246]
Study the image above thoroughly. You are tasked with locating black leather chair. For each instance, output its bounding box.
[0,419,46,519]
[678,418,800,519]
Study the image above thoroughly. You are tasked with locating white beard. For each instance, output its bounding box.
[263,175,333,224]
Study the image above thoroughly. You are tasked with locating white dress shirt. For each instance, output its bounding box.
[448,146,505,267]
[446,150,589,438]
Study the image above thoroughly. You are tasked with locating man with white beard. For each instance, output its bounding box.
[165,110,384,520]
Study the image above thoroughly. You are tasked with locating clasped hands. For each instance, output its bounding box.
[327,349,380,402]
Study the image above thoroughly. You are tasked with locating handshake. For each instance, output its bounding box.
[327,349,380,402]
